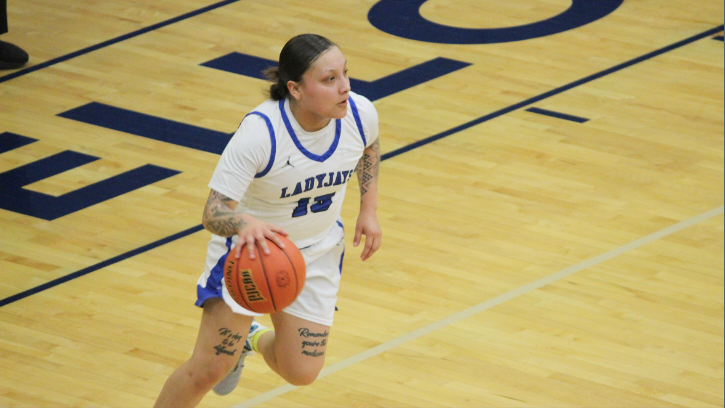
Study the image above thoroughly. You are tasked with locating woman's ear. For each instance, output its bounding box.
[287,80,302,101]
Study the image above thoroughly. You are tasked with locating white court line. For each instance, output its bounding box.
[233,205,724,408]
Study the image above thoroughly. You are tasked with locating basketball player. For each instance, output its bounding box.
[154,34,381,407]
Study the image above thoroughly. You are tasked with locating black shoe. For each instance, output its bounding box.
[0,40,29,69]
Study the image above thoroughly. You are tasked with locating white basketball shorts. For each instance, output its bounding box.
[196,220,345,327]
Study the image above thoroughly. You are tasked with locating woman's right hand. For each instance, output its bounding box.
[202,189,288,259]
[235,214,288,260]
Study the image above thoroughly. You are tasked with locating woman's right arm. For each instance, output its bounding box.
[202,189,287,259]
[202,189,245,237]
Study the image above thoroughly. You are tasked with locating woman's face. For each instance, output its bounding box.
[290,46,351,126]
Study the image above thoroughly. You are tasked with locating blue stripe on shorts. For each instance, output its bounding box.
[195,237,232,307]
[339,249,344,274]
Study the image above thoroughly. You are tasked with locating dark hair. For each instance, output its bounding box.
[264,34,337,101]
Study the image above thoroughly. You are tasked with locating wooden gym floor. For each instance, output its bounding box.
[0,0,723,406]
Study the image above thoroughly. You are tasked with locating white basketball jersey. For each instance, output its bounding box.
[209,91,378,249]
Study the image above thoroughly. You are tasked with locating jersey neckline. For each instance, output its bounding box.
[279,98,341,162]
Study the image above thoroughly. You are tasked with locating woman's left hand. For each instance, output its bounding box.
[353,208,382,261]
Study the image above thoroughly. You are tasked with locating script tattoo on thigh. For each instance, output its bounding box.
[214,327,244,356]
[298,328,328,357]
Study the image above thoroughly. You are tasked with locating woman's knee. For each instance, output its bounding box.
[279,365,322,386]
[183,358,236,391]
[274,354,324,386]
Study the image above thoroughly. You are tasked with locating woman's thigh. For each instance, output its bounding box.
[190,297,254,373]
[270,311,331,380]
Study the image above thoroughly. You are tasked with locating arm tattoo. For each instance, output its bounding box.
[202,190,247,237]
[357,139,380,199]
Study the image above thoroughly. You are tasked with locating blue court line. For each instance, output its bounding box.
[0,225,205,308]
[0,0,241,84]
[58,56,471,150]
[714,35,724,41]
[59,102,232,155]
[381,24,724,161]
[0,24,722,307]
[525,107,589,123]
[202,53,471,101]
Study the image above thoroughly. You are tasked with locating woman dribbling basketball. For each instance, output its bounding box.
[154,34,381,407]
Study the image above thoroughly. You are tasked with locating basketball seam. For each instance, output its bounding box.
[257,242,278,312]
[278,246,300,299]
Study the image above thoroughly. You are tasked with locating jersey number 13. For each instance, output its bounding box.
[292,193,335,217]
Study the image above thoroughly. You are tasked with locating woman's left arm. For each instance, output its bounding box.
[354,138,382,261]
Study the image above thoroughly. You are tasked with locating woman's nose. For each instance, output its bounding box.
[340,75,351,93]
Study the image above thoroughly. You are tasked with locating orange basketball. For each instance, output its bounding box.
[224,234,306,314]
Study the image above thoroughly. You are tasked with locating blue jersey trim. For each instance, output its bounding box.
[348,96,367,147]
[244,112,276,178]
[279,99,340,162]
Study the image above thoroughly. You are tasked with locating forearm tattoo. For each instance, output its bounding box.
[298,328,328,357]
[202,190,246,237]
[357,139,380,199]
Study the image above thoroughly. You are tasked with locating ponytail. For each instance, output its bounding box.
[264,67,288,100]
[264,34,336,101]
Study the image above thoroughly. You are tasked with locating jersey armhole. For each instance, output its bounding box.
[244,111,277,178]
[348,96,368,147]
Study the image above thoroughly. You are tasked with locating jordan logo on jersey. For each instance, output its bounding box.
[279,168,356,198]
